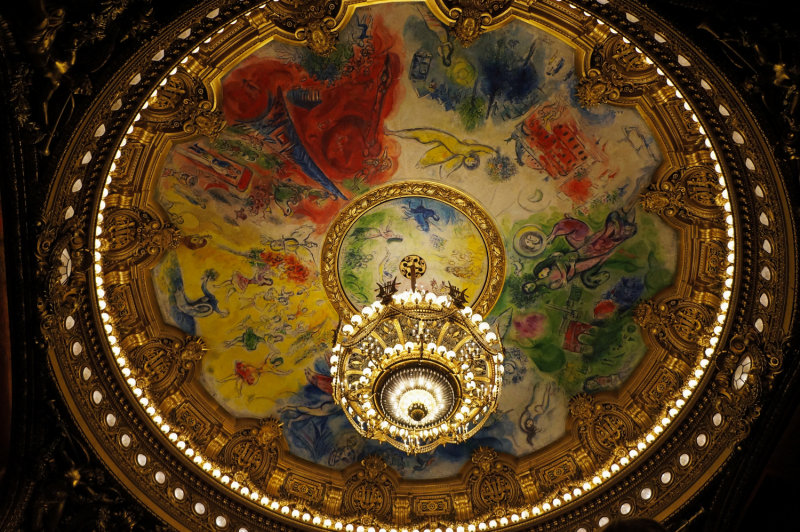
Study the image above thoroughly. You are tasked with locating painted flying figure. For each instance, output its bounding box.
[215,268,273,298]
[402,201,440,232]
[348,224,403,243]
[173,269,229,318]
[519,381,556,444]
[522,206,638,296]
[217,356,291,396]
[388,127,496,177]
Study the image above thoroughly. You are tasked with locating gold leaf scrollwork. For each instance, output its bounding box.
[297,17,339,56]
[640,167,725,227]
[342,455,395,522]
[100,207,180,271]
[441,1,514,47]
[105,283,140,337]
[220,418,282,482]
[182,100,226,140]
[576,68,622,108]
[168,401,221,448]
[534,455,581,492]
[139,70,225,140]
[257,417,283,445]
[450,7,490,47]
[636,364,682,416]
[569,394,642,462]
[266,0,342,56]
[127,336,205,401]
[179,336,207,364]
[283,473,326,505]
[577,35,658,108]
[467,447,522,517]
[413,495,452,519]
[634,298,715,366]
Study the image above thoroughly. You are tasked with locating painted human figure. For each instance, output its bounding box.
[523,207,637,294]
[217,357,291,396]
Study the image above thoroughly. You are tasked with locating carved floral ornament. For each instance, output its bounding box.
[37,1,796,531]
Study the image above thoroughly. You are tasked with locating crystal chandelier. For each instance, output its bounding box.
[330,255,504,454]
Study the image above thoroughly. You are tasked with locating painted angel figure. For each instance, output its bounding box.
[522,206,638,295]
[387,127,496,177]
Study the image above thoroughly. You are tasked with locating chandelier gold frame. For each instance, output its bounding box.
[331,283,504,454]
[35,0,797,531]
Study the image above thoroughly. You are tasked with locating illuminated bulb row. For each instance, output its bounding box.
[339,296,499,349]
[391,289,452,308]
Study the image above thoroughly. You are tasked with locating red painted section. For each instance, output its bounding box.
[220,17,402,190]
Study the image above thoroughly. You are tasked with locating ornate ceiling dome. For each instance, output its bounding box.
[35,0,798,531]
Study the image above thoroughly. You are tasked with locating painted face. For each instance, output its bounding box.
[524,233,543,252]
[463,155,479,169]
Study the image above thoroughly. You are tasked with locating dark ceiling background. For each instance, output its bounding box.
[0,1,797,530]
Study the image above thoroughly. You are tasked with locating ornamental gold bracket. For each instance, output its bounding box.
[265,0,342,55]
[577,33,660,107]
[138,69,226,141]
[640,166,726,228]
[432,0,515,46]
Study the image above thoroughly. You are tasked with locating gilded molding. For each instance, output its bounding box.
[265,0,343,55]
[577,34,660,107]
[434,0,515,46]
[139,69,226,140]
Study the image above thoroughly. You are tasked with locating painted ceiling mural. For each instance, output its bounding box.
[151,3,675,479]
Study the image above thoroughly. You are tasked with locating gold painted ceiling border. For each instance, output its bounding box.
[36,0,797,530]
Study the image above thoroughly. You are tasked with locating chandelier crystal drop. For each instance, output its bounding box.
[330,255,504,454]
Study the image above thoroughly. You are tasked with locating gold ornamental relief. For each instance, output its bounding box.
[139,69,226,141]
[641,166,727,228]
[438,0,516,47]
[265,0,343,55]
[577,33,660,108]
